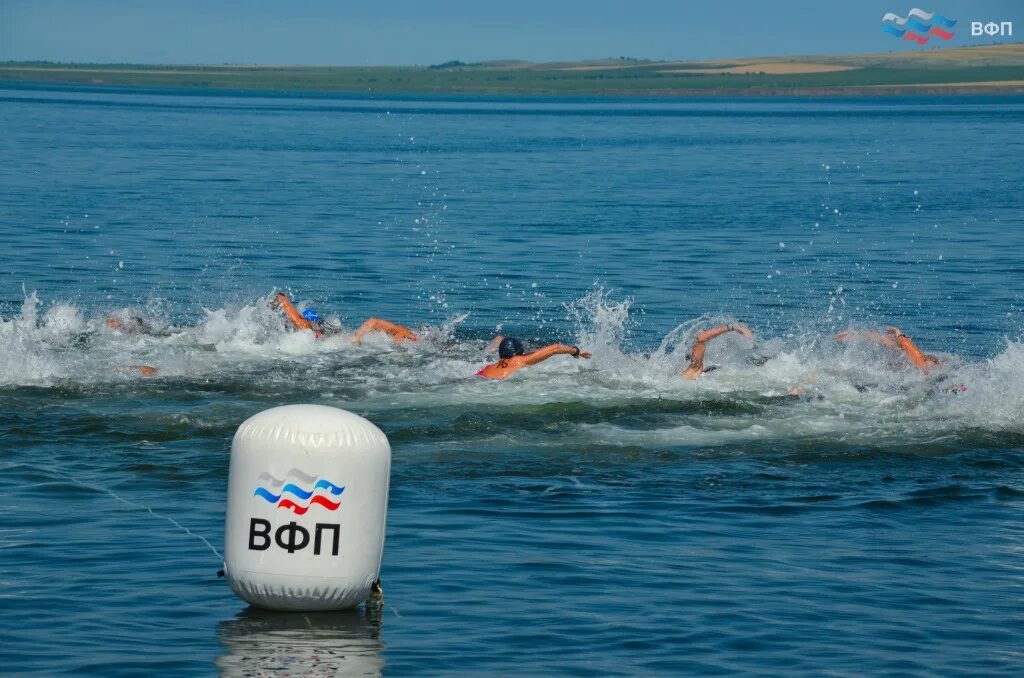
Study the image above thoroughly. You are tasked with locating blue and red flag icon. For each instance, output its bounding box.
[882,8,956,44]
[254,473,345,515]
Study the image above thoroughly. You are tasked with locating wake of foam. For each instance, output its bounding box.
[2,288,1023,442]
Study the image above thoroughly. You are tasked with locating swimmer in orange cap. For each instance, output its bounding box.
[835,326,940,372]
[271,292,418,344]
[681,323,754,380]
[476,336,591,379]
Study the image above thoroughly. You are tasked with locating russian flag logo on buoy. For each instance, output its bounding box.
[253,470,345,515]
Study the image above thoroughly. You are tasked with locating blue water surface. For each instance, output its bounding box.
[1,87,1023,676]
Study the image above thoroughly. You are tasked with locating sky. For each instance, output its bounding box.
[0,0,1020,65]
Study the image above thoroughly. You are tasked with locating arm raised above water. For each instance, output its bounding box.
[695,323,753,343]
[682,323,754,380]
[272,292,317,333]
[835,330,897,348]
[886,327,940,371]
[353,318,418,344]
[521,343,591,366]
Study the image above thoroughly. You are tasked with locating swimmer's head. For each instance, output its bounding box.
[498,337,526,359]
[301,308,321,324]
[106,315,146,332]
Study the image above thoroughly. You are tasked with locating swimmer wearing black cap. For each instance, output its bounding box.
[681,323,754,380]
[272,292,417,344]
[476,336,591,380]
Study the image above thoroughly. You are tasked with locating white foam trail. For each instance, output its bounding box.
[2,289,1023,441]
[0,292,64,385]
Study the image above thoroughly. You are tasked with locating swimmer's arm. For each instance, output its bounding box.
[695,323,754,343]
[886,327,936,370]
[835,330,896,348]
[353,318,418,344]
[521,344,591,366]
[273,293,315,332]
[682,324,752,379]
[681,340,707,379]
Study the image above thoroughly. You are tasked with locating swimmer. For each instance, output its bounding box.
[835,326,940,372]
[114,364,158,377]
[476,336,591,380]
[106,315,155,334]
[271,292,417,344]
[681,323,754,380]
[836,326,965,393]
[105,313,179,337]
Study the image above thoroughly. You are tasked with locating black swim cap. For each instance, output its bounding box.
[498,337,526,359]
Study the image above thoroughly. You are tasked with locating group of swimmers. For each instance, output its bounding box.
[269,292,592,379]
[107,291,963,391]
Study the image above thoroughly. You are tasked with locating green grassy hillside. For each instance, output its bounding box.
[3,44,1023,95]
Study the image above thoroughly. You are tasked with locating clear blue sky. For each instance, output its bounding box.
[0,0,1019,64]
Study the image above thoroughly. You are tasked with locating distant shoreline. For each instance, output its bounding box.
[4,81,1023,98]
[3,44,1024,97]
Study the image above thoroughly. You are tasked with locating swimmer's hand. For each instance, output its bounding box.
[485,335,504,354]
[269,292,288,310]
[885,326,905,338]
[835,331,853,342]
[392,326,418,344]
[729,323,754,339]
[569,346,591,359]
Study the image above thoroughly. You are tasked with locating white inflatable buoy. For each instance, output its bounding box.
[223,404,391,611]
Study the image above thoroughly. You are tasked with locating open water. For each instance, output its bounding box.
[1,87,1023,675]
